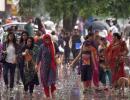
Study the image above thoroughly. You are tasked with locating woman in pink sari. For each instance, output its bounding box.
[105,33,128,88]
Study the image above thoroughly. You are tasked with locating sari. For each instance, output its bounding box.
[91,46,99,87]
[105,40,127,85]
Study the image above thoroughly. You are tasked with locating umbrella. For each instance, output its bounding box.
[91,21,109,31]
[44,20,55,31]
[44,21,54,28]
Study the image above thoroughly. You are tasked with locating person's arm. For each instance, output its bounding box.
[69,36,72,49]
[91,49,97,70]
[36,45,42,65]
[70,50,81,68]
[121,41,129,56]
[35,45,42,71]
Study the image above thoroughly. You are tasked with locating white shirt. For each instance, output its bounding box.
[6,44,16,63]
[109,25,119,34]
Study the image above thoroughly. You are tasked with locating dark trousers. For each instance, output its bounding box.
[72,49,80,58]
[3,62,16,88]
[64,47,70,63]
[18,62,25,84]
[24,82,34,93]
[99,67,112,85]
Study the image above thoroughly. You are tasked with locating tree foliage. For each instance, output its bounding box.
[105,0,130,18]
[19,0,130,31]
[19,0,40,17]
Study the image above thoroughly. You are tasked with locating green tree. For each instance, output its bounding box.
[105,0,130,18]
[19,0,130,31]
[43,0,109,31]
[19,0,40,17]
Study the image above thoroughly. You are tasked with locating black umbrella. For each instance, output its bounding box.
[91,21,109,31]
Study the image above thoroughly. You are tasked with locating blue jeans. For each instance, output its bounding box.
[3,62,16,88]
[18,61,25,84]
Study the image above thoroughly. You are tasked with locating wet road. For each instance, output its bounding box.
[0,65,130,100]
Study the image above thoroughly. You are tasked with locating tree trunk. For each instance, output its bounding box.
[63,16,72,32]
[63,13,78,32]
[63,1,78,32]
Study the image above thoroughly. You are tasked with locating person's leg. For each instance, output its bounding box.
[99,67,106,85]
[16,65,20,84]
[24,83,29,92]
[3,63,9,88]
[88,80,92,88]
[0,64,2,79]
[64,49,68,64]
[101,70,106,85]
[73,50,77,59]
[44,86,50,98]
[84,81,90,88]
[83,81,90,94]
[9,64,16,89]
[71,49,75,59]
[51,84,56,98]
[29,82,34,94]
[83,81,88,89]
[106,70,112,86]
[18,62,25,84]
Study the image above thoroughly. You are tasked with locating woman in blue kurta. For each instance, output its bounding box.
[36,34,57,99]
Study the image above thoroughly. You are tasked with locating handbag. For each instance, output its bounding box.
[24,53,32,62]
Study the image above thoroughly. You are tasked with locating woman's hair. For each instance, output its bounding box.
[19,31,29,44]
[6,31,16,45]
[113,33,121,40]
[84,33,94,40]
[27,37,34,49]
[35,17,41,25]
[35,17,43,28]
[51,31,56,35]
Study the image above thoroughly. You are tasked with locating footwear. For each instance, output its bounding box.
[4,85,8,92]
[10,88,14,94]
[46,97,50,100]
[83,89,88,94]
[104,87,109,91]
[23,91,28,98]
[29,93,33,98]
[95,87,102,91]
[52,93,55,99]
[17,81,23,86]
[23,91,28,95]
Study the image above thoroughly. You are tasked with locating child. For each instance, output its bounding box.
[99,47,111,90]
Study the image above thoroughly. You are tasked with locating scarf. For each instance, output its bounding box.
[43,34,56,71]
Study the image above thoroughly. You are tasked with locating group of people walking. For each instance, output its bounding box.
[70,31,128,94]
[0,17,129,100]
[0,28,58,99]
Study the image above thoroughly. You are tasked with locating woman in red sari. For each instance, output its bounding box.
[105,33,128,88]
